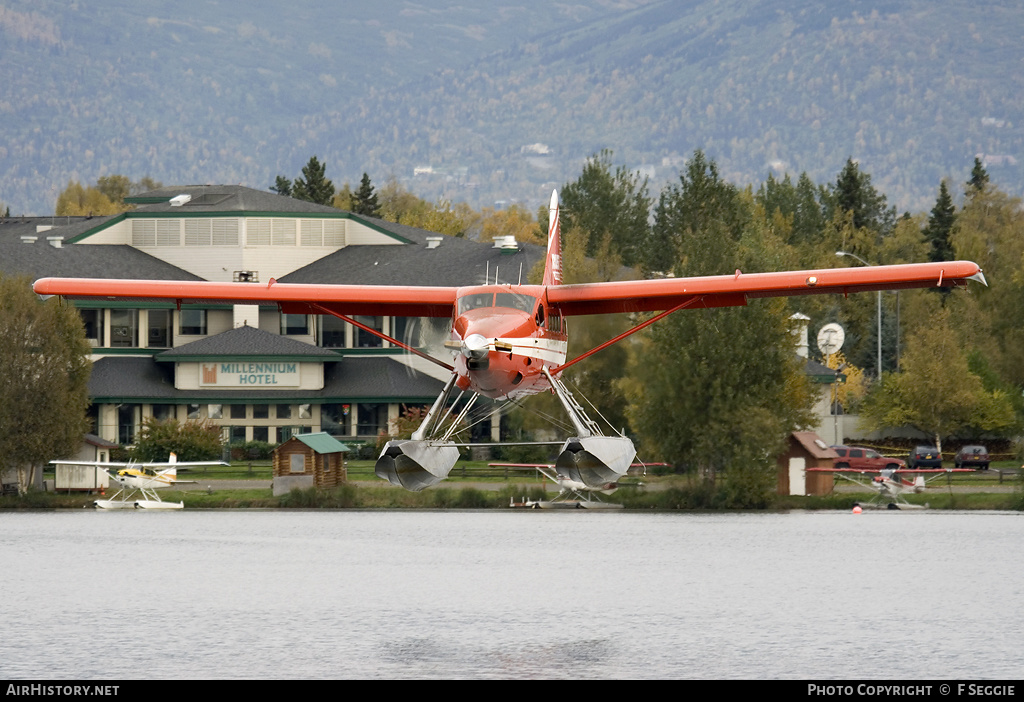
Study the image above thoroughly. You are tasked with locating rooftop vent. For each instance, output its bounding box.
[425,237,443,250]
[233,270,259,283]
[47,236,64,248]
[169,194,192,207]
[20,235,37,244]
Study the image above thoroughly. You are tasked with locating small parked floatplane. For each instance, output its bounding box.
[51,453,226,509]
[34,191,986,493]
[490,461,626,509]
[806,466,973,510]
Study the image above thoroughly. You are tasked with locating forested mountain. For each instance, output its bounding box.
[1,0,1021,215]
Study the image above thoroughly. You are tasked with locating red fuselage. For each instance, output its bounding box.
[450,285,568,399]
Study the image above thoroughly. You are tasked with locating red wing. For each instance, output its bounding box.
[546,261,985,316]
[33,278,459,317]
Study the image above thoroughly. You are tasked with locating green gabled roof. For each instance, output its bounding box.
[292,432,350,454]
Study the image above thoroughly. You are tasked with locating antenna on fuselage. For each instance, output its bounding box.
[485,261,490,285]
[518,262,523,285]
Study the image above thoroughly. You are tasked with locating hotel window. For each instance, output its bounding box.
[280,313,309,335]
[152,404,175,421]
[355,316,383,347]
[148,309,172,348]
[208,404,223,419]
[180,309,207,335]
[188,404,201,419]
[276,405,292,419]
[117,404,138,445]
[79,309,100,346]
[321,315,346,347]
[110,309,138,347]
[320,404,349,435]
[253,404,269,419]
[230,405,246,420]
[357,404,388,436]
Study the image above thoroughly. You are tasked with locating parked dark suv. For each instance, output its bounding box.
[831,445,906,471]
[908,446,942,469]
[955,445,990,470]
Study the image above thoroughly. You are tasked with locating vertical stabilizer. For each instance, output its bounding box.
[161,452,178,481]
[542,189,562,286]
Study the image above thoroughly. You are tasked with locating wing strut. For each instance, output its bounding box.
[549,296,701,375]
[309,302,454,372]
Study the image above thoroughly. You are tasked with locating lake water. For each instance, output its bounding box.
[1,509,1021,680]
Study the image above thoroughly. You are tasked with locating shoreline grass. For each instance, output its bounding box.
[3,480,1019,511]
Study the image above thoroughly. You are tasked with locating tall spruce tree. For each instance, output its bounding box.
[830,158,895,235]
[352,173,381,217]
[291,157,335,206]
[967,157,989,194]
[924,180,956,262]
[270,175,292,197]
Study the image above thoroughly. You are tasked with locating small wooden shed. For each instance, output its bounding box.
[776,431,838,496]
[272,433,349,494]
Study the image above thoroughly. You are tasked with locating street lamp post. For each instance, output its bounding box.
[836,251,882,380]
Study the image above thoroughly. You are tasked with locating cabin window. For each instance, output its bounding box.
[290,454,305,473]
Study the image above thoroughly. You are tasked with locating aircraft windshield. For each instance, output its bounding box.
[457,293,494,315]
[457,292,537,315]
[494,293,536,313]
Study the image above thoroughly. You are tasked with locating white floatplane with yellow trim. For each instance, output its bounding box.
[51,453,226,510]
